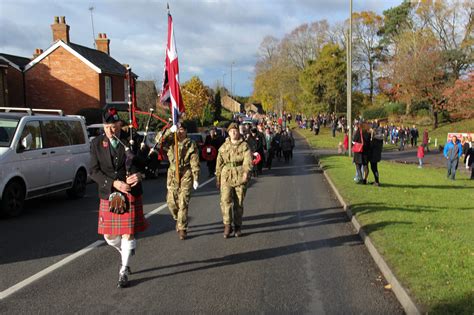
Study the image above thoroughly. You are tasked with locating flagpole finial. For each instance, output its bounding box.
[167,3,170,12]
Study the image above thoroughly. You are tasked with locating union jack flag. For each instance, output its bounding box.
[160,11,184,125]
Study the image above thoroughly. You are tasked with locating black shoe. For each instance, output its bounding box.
[117,266,131,288]
[234,226,242,237]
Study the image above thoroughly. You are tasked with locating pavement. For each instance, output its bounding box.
[0,135,403,313]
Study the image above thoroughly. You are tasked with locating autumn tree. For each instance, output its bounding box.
[389,29,445,118]
[181,76,211,124]
[413,0,473,80]
[352,11,384,104]
[280,21,330,71]
[442,72,474,119]
[253,36,301,113]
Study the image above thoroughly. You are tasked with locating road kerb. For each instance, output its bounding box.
[316,153,422,315]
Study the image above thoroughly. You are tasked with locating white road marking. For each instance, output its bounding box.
[0,176,215,300]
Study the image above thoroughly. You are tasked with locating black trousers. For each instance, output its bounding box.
[370,161,379,183]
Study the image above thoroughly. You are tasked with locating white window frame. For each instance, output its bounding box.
[105,76,112,103]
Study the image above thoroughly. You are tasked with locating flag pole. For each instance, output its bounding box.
[174,131,180,184]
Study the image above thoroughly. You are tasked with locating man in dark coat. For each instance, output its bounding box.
[410,125,419,147]
[90,108,148,288]
[369,126,384,186]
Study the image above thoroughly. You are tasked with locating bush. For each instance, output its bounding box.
[362,107,387,120]
[416,109,430,118]
[384,102,406,115]
[411,100,430,114]
[415,115,433,126]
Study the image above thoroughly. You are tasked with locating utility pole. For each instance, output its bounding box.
[89,4,96,48]
[346,0,353,156]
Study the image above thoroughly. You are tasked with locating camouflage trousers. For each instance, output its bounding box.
[220,184,247,226]
[167,168,192,231]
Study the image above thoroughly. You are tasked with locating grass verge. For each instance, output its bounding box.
[428,118,474,144]
[298,128,474,314]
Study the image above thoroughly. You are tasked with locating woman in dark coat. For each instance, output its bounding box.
[369,126,384,186]
[353,123,371,184]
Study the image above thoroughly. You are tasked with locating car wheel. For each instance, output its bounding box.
[67,169,87,199]
[1,180,26,218]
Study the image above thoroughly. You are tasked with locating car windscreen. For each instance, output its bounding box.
[0,118,20,147]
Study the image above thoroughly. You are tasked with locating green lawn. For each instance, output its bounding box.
[297,127,344,149]
[297,127,399,151]
[428,118,474,145]
[303,142,474,313]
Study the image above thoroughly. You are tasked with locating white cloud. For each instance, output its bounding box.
[0,0,403,96]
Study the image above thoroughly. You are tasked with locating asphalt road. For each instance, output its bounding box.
[0,134,403,313]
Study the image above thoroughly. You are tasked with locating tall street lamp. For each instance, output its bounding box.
[230,61,235,97]
[347,0,353,157]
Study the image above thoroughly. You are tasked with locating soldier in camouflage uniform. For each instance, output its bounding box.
[215,122,253,238]
[161,123,200,240]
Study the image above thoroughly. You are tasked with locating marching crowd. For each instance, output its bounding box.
[89,108,296,289]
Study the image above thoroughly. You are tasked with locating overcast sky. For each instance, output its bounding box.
[0,0,402,96]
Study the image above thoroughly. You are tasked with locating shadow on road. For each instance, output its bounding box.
[129,233,362,287]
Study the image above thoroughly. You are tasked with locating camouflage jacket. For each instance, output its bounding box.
[162,130,200,181]
[216,138,252,187]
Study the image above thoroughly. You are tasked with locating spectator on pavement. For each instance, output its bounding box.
[352,122,371,184]
[422,129,430,152]
[369,125,384,186]
[410,125,419,147]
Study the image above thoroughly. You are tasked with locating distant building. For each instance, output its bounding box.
[0,53,31,107]
[1,16,135,115]
[221,94,243,113]
[244,102,264,114]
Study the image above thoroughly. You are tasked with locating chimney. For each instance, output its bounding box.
[51,16,70,44]
[95,33,110,55]
[32,48,44,59]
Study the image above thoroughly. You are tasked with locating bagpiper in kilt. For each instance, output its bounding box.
[90,108,148,288]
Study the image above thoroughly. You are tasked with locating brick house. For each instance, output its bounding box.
[22,16,133,115]
[0,53,31,107]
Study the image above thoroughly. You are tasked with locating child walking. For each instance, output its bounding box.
[417,144,425,168]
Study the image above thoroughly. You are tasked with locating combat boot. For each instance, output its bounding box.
[178,229,187,240]
[223,224,233,239]
[234,225,242,237]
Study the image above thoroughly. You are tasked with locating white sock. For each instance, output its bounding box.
[104,236,121,253]
[120,238,136,273]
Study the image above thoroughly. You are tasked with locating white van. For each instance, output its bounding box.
[0,107,90,217]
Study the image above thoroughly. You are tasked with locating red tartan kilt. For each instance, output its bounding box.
[98,194,149,235]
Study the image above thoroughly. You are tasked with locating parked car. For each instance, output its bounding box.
[0,107,90,217]
[187,132,205,160]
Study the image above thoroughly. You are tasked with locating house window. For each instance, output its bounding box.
[105,76,112,103]
[124,78,130,102]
